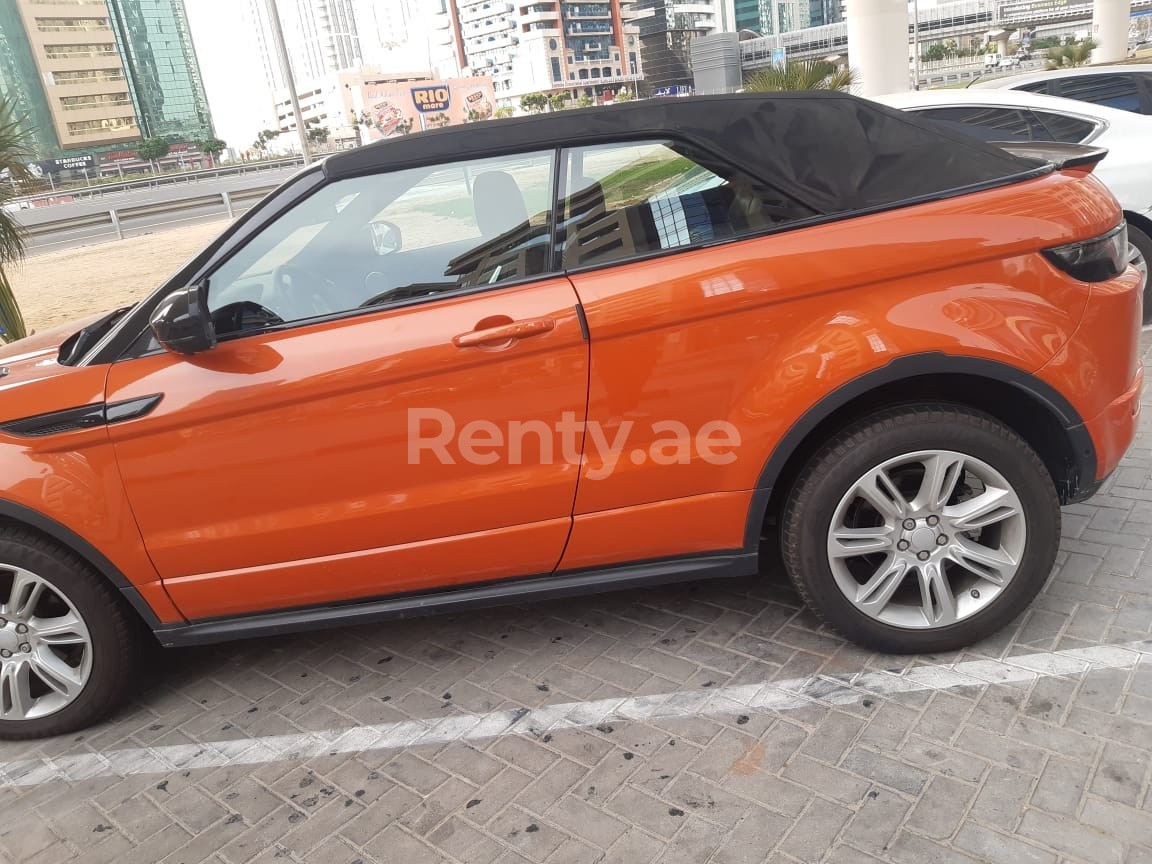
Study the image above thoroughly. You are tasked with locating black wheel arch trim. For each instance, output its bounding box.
[741,352,1097,548]
[1125,210,1152,244]
[0,497,167,629]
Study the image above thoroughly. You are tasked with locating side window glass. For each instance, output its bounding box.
[206,151,556,335]
[1055,75,1141,112]
[558,140,816,269]
[916,107,1037,142]
[1030,110,1097,143]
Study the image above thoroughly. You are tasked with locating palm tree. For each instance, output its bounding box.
[0,98,31,342]
[744,59,855,93]
[1047,38,1096,69]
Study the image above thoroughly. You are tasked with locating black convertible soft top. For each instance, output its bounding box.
[324,92,1046,216]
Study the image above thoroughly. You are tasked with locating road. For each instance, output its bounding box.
[14,168,301,255]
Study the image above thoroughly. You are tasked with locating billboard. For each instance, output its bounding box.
[359,78,497,141]
[998,0,1076,23]
[39,154,95,173]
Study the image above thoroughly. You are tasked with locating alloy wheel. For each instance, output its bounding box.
[0,565,92,720]
[826,450,1026,630]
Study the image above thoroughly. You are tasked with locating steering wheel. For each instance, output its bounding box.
[269,264,338,321]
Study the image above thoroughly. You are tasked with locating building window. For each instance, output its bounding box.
[591,68,600,78]
[549,38,557,49]
[602,66,611,76]
[35,17,109,31]
[579,68,588,79]
[50,68,125,84]
[66,116,137,135]
[551,56,563,81]
[43,42,117,58]
[59,92,131,110]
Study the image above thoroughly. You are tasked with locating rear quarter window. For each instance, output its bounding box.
[912,106,1047,142]
[1029,110,1098,143]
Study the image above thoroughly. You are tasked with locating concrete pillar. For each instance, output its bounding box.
[1091,0,1129,64]
[846,0,911,97]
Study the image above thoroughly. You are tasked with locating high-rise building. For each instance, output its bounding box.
[244,0,363,93]
[0,0,212,158]
[808,0,842,27]
[734,0,762,34]
[105,0,214,141]
[630,0,733,90]
[445,0,643,101]
[353,0,458,73]
[733,0,811,37]
[5,0,139,155]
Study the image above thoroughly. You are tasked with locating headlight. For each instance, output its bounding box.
[1043,223,1128,282]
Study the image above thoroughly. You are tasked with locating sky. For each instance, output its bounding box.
[185,0,277,154]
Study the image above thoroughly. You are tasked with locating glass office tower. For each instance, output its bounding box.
[105,0,215,141]
[0,3,60,156]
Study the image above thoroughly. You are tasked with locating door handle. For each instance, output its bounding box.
[452,317,555,348]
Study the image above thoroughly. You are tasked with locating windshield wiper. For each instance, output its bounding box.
[57,305,133,366]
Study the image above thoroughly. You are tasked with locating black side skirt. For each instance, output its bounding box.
[151,551,758,647]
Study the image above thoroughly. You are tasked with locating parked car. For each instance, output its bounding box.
[0,94,1142,738]
[874,88,1152,319]
[974,64,1152,115]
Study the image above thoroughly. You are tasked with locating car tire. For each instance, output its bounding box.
[0,528,144,740]
[1127,222,1152,325]
[781,405,1059,654]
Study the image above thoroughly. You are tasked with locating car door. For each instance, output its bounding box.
[553,139,819,570]
[103,149,589,620]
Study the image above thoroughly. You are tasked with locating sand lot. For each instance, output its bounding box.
[10,220,230,333]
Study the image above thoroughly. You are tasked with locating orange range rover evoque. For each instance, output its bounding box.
[0,94,1142,738]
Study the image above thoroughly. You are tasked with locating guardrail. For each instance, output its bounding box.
[22,184,278,254]
[10,156,303,208]
[916,58,1047,88]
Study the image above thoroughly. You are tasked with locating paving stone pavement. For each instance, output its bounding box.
[3,349,1152,864]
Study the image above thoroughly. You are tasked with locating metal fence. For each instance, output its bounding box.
[22,184,279,254]
[10,157,303,208]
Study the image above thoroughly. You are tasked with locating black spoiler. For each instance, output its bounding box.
[992,141,1109,171]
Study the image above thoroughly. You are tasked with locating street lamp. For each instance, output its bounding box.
[265,0,312,166]
[911,0,920,91]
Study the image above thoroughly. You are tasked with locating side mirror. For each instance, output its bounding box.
[369,219,402,256]
[150,280,217,355]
